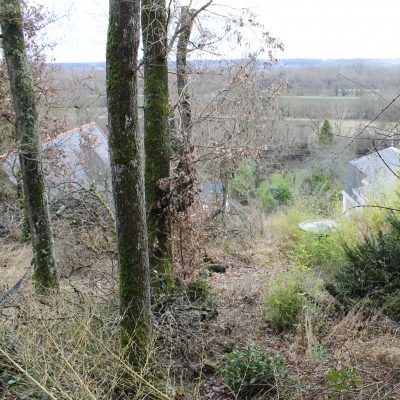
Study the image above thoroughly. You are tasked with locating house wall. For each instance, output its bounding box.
[342,190,359,215]
[342,147,399,215]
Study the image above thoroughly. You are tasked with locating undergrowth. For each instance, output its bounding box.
[0,278,218,399]
[219,342,283,397]
[264,265,324,332]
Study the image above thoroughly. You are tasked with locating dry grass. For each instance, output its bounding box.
[0,243,32,287]
[0,285,178,399]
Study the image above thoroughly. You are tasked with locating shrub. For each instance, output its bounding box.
[264,279,306,331]
[302,167,333,196]
[325,366,362,395]
[187,279,212,302]
[219,342,282,395]
[293,230,345,271]
[230,159,257,201]
[329,210,400,320]
[318,119,334,144]
[257,172,292,212]
[266,184,292,204]
[264,265,324,332]
[258,191,277,212]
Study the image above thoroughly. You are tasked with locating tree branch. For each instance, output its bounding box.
[167,0,212,54]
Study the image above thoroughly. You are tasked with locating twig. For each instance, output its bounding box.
[372,141,400,179]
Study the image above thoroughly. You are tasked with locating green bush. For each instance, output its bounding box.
[293,231,344,271]
[319,119,334,144]
[264,279,306,331]
[187,279,212,302]
[329,210,400,320]
[266,184,292,204]
[257,172,292,212]
[302,167,333,196]
[219,342,282,395]
[230,159,257,201]
[258,191,277,212]
[264,265,324,331]
[325,366,362,395]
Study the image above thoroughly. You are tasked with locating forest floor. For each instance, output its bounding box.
[1,226,400,399]
[191,229,400,399]
[196,233,295,399]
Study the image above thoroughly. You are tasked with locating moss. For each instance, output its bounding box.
[142,0,174,293]
[107,0,152,371]
[21,195,31,242]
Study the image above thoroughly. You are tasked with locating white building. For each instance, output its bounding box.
[342,147,399,213]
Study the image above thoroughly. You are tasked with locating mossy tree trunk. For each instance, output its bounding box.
[106,0,151,370]
[0,0,57,293]
[141,0,174,292]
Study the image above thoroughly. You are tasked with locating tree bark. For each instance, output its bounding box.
[0,0,57,292]
[106,0,151,369]
[141,0,174,292]
[176,6,195,138]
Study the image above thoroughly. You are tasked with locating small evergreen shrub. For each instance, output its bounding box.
[230,159,257,201]
[264,279,306,331]
[325,366,362,395]
[257,172,292,212]
[319,119,334,144]
[219,342,282,395]
[266,184,292,204]
[329,210,400,320]
[187,279,212,302]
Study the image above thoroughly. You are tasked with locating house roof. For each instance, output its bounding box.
[42,122,109,187]
[343,146,399,200]
[1,122,109,194]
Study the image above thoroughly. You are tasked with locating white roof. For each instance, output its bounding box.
[343,147,399,200]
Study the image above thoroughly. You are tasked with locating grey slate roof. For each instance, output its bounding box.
[343,146,399,202]
[1,122,110,198]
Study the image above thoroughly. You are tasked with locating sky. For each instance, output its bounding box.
[38,0,400,63]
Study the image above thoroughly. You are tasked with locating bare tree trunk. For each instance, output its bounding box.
[176,6,195,139]
[0,0,57,292]
[141,0,174,292]
[219,156,232,223]
[106,0,151,369]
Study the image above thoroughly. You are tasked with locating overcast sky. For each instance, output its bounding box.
[39,0,400,63]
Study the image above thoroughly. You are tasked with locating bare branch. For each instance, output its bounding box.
[372,141,400,180]
[167,0,212,54]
